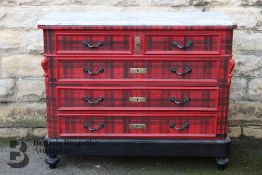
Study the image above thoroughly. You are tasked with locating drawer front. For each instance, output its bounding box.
[55,32,132,54]
[144,32,221,55]
[58,114,217,138]
[57,59,219,81]
[57,87,218,111]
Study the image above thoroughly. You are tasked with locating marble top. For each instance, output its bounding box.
[38,11,236,26]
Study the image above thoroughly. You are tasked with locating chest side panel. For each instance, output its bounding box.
[43,29,58,137]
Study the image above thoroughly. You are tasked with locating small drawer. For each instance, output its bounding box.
[55,32,132,54]
[57,59,221,82]
[57,87,219,111]
[144,31,222,55]
[58,114,217,138]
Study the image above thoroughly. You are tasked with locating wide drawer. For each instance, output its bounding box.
[57,87,219,111]
[55,32,132,54]
[58,113,217,138]
[144,31,222,55]
[57,59,220,81]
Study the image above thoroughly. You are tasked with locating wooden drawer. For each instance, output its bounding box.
[57,87,219,111]
[144,31,222,55]
[55,32,132,54]
[58,113,217,138]
[57,58,221,82]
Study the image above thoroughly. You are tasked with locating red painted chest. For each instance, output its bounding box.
[38,12,236,169]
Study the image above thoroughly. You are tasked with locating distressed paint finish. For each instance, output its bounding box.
[39,12,235,139]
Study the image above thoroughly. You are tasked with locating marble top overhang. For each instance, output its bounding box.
[38,11,236,28]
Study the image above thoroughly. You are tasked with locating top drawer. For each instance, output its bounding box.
[53,30,231,55]
[55,32,132,54]
[144,31,222,55]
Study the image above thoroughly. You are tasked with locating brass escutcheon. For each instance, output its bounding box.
[129,97,146,102]
[134,36,141,54]
[130,68,147,74]
[129,124,146,129]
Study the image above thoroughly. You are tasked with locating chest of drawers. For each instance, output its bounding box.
[38,12,236,169]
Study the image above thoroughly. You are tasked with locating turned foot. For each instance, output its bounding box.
[216,157,229,170]
[46,155,60,169]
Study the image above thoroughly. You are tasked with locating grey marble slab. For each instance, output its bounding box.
[38,11,236,26]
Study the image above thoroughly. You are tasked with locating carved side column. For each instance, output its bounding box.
[225,57,235,136]
[41,56,50,119]
[227,58,235,86]
[41,56,48,85]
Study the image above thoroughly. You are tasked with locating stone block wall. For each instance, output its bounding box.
[0,0,261,138]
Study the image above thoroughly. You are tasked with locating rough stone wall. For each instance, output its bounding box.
[0,0,261,138]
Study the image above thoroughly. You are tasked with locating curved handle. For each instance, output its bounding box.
[169,97,191,105]
[84,123,105,131]
[172,40,193,49]
[83,97,104,104]
[169,122,189,131]
[83,67,104,75]
[82,41,104,48]
[170,67,192,76]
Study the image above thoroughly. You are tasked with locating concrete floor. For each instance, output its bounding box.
[0,137,261,175]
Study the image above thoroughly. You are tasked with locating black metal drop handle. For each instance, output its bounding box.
[169,97,191,105]
[170,67,192,76]
[82,41,104,48]
[172,40,193,49]
[83,67,104,75]
[83,97,104,104]
[84,123,105,131]
[169,122,189,131]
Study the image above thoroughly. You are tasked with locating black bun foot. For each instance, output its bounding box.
[46,155,60,169]
[216,158,229,170]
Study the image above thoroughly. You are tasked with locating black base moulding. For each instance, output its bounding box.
[44,137,231,170]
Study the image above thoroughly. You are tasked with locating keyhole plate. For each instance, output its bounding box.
[129,97,147,103]
[130,68,147,74]
[129,123,146,129]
